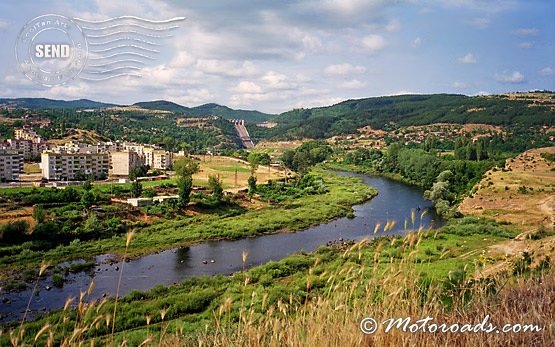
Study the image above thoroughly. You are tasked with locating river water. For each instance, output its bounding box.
[0,172,443,324]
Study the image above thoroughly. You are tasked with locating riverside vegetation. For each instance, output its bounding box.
[0,169,375,283]
[2,216,553,346]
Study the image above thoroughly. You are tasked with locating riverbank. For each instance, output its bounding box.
[323,162,425,189]
[0,169,376,281]
[3,216,532,345]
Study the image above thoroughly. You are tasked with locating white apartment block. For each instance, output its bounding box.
[145,148,173,170]
[0,149,23,181]
[14,127,39,141]
[123,143,173,170]
[41,152,110,181]
[110,151,142,176]
[5,138,49,160]
[52,141,120,155]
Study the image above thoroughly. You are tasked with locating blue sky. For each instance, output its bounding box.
[0,0,553,113]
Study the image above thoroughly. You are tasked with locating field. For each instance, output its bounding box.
[192,155,284,190]
[254,140,304,157]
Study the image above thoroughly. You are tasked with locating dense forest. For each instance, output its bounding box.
[249,93,555,140]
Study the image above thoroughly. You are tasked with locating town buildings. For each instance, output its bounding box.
[0,149,23,181]
[41,152,110,181]
[110,151,142,176]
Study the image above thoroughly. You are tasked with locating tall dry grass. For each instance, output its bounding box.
[181,233,554,347]
[4,225,554,346]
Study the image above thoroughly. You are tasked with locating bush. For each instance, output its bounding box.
[52,273,64,288]
[0,220,29,244]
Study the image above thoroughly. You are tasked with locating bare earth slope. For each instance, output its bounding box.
[459,147,555,277]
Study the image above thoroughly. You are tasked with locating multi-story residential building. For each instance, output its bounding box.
[41,152,110,181]
[0,149,23,181]
[14,127,39,141]
[123,143,173,170]
[145,148,173,170]
[110,151,143,177]
[4,138,49,160]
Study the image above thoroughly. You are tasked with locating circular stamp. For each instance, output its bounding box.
[15,14,88,86]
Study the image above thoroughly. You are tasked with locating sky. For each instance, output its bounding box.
[0,0,553,114]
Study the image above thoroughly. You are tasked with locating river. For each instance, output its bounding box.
[0,172,443,324]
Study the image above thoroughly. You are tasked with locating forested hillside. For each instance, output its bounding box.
[251,93,555,140]
[133,101,272,123]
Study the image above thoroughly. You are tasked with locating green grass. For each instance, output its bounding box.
[0,170,375,278]
[5,217,522,346]
[214,166,252,173]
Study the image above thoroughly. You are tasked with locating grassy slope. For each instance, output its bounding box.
[459,147,555,232]
[0,170,375,277]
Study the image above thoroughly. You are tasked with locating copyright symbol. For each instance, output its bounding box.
[360,317,378,334]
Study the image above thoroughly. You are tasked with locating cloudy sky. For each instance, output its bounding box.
[0,0,553,114]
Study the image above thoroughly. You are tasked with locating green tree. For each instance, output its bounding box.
[424,170,454,217]
[281,140,332,175]
[81,191,95,208]
[208,175,224,201]
[129,166,148,181]
[248,152,271,167]
[174,157,200,209]
[131,180,143,198]
[82,179,93,191]
[174,157,200,177]
[32,204,46,224]
[248,175,257,198]
[177,176,193,208]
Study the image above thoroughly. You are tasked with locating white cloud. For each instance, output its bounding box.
[324,63,367,76]
[474,91,491,96]
[434,0,517,12]
[196,60,258,78]
[361,34,386,53]
[292,96,343,109]
[0,20,8,30]
[518,42,533,49]
[469,17,491,29]
[232,81,263,94]
[540,67,555,77]
[179,88,214,105]
[458,53,477,64]
[386,19,401,32]
[512,28,539,36]
[494,71,526,83]
[411,36,422,48]
[170,51,196,68]
[261,71,296,90]
[452,81,467,89]
[339,79,366,89]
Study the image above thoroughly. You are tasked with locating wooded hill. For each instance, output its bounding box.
[253,93,555,140]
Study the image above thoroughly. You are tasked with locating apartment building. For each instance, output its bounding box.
[53,141,120,154]
[41,152,110,181]
[0,149,23,181]
[110,151,142,176]
[145,148,173,170]
[4,138,49,160]
[14,127,39,141]
[123,143,173,170]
